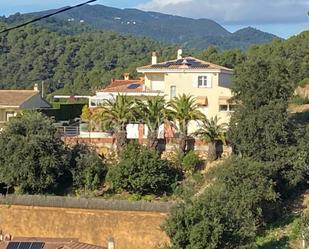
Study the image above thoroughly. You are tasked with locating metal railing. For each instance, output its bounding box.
[56,126,80,137]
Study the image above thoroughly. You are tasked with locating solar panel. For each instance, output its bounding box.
[6,242,45,249]
[29,242,45,249]
[127,83,140,89]
[19,242,32,249]
[6,242,20,249]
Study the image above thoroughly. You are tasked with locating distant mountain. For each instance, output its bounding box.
[26,4,279,50]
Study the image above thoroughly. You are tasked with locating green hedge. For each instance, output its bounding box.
[39,103,84,121]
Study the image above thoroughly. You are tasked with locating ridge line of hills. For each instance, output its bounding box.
[9,4,280,50]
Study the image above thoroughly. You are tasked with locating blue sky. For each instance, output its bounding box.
[1,0,308,38]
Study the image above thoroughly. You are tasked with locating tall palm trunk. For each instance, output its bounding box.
[208,141,217,161]
[179,123,188,154]
[115,130,127,154]
[147,129,158,149]
[178,133,187,154]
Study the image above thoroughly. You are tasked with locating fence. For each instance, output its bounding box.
[0,195,176,213]
[39,103,84,122]
[57,126,80,137]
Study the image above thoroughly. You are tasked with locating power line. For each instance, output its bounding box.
[0,0,97,34]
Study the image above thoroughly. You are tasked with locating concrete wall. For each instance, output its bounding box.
[0,205,169,249]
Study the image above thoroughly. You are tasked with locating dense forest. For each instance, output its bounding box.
[0,17,308,96]
[0,20,177,95]
[26,4,278,50]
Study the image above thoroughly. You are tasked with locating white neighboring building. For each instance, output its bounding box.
[89,74,164,139]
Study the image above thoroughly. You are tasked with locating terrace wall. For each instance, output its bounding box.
[0,195,174,249]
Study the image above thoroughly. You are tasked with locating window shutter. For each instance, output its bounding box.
[193,75,198,88]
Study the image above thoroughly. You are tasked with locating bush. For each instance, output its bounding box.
[302,212,309,247]
[298,78,309,88]
[0,111,69,194]
[106,142,181,195]
[70,144,107,191]
[182,150,201,173]
[290,95,309,105]
[164,157,278,249]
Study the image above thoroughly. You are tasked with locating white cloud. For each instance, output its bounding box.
[138,0,309,24]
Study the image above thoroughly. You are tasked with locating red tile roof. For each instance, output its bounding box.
[98,79,161,94]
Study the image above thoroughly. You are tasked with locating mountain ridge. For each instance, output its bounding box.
[25,4,279,50]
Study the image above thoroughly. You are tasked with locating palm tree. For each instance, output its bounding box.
[168,94,204,153]
[135,96,167,149]
[98,95,134,153]
[195,116,227,161]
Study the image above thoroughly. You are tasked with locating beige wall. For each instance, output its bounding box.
[0,205,169,249]
[0,108,18,126]
[144,71,233,124]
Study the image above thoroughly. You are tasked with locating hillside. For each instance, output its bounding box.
[0,14,307,96]
[25,4,278,50]
[0,22,177,94]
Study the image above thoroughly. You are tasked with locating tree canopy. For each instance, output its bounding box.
[0,21,176,94]
[0,111,69,194]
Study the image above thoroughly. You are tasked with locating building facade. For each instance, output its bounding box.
[137,50,234,124]
[0,86,50,129]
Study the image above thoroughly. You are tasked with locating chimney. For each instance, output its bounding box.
[151,52,157,65]
[108,238,115,249]
[33,84,39,91]
[177,49,183,60]
[123,73,130,81]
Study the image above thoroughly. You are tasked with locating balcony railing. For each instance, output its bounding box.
[56,126,80,137]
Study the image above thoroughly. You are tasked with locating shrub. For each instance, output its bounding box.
[0,111,69,194]
[302,212,309,247]
[70,144,107,191]
[298,78,309,88]
[106,142,181,195]
[182,150,201,173]
[290,95,309,105]
[164,157,278,249]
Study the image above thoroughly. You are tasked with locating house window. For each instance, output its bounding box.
[196,75,211,88]
[219,105,228,112]
[6,112,15,121]
[170,85,176,99]
[219,104,237,112]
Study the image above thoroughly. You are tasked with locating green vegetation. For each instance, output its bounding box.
[164,31,309,249]
[5,6,278,50]
[256,211,309,249]
[0,111,69,194]
[195,116,226,161]
[70,144,107,191]
[96,95,135,153]
[290,96,309,106]
[181,151,201,174]
[135,96,167,149]
[106,142,180,195]
[0,21,176,94]
[167,94,204,154]
[298,78,309,88]
[0,21,308,248]
[164,157,277,249]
